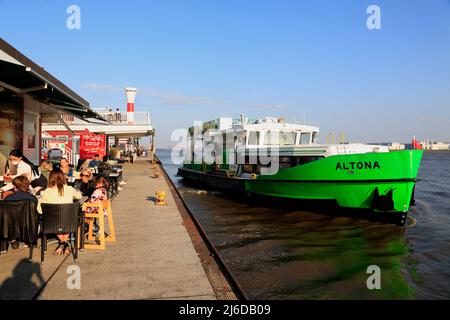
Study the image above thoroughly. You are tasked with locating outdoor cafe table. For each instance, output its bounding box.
[0,175,11,190]
[114,168,123,183]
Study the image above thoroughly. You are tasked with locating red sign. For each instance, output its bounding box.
[80,133,106,159]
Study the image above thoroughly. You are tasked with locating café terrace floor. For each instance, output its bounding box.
[0,160,218,300]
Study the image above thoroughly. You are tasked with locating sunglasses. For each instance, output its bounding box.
[80,174,90,177]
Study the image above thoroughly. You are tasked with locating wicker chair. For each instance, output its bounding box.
[40,203,81,264]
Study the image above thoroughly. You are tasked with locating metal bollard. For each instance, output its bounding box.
[155,191,167,206]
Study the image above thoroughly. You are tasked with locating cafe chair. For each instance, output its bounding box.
[82,201,106,250]
[82,200,116,250]
[0,200,39,262]
[102,200,116,242]
[40,203,81,264]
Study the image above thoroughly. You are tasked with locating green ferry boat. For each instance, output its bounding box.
[178,117,423,224]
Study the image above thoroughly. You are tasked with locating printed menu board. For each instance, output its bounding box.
[79,133,106,159]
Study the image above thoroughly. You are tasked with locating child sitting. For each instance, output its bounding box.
[87,176,109,216]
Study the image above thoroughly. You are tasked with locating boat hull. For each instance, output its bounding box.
[179,150,423,214]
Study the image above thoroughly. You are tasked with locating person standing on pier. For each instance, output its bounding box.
[115,108,121,123]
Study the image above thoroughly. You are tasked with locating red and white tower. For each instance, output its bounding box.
[125,87,137,124]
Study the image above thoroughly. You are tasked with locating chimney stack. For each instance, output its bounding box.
[125,87,137,124]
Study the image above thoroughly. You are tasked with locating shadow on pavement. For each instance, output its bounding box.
[0,258,45,300]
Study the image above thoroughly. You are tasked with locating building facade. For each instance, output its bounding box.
[0,37,102,174]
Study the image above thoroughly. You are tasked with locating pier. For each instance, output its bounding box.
[0,159,237,300]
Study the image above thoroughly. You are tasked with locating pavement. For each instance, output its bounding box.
[0,159,216,300]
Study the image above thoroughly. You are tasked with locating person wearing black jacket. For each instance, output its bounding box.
[4,176,38,250]
[73,169,95,197]
[4,176,38,205]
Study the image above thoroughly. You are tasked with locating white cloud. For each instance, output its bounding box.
[251,103,289,110]
[139,88,218,106]
[81,83,218,106]
[81,83,288,110]
[81,83,122,93]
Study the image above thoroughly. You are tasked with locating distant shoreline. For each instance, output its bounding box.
[156,148,450,153]
[424,150,450,153]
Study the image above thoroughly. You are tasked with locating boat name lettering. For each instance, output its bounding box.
[336,161,381,170]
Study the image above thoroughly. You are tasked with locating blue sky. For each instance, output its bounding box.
[1,0,449,147]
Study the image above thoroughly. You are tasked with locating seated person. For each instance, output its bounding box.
[90,176,109,203]
[85,176,109,237]
[77,158,90,171]
[4,176,38,205]
[2,149,40,192]
[86,176,109,216]
[39,160,53,181]
[29,160,53,194]
[4,176,38,250]
[88,154,102,168]
[73,169,95,197]
[38,169,82,256]
[59,158,72,178]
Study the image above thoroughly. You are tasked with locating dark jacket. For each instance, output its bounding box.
[30,173,48,189]
[4,191,38,205]
[0,200,38,242]
[73,180,95,197]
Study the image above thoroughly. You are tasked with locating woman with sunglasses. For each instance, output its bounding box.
[73,169,95,197]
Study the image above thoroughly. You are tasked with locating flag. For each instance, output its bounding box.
[412,136,422,150]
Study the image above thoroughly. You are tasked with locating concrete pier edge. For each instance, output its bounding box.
[156,158,246,300]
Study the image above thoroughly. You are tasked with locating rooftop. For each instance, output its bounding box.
[0,37,103,121]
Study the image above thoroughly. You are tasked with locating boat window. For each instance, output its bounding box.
[300,133,312,145]
[193,138,203,163]
[297,156,323,165]
[248,131,260,145]
[236,133,246,146]
[275,156,324,169]
[278,156,298,169]
[312,132,319,143]
[264,131,296,145]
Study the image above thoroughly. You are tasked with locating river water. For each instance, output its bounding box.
[158,150,450,299]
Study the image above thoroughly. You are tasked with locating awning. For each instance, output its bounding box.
[42,123,154,138]
[0,37,105,122]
